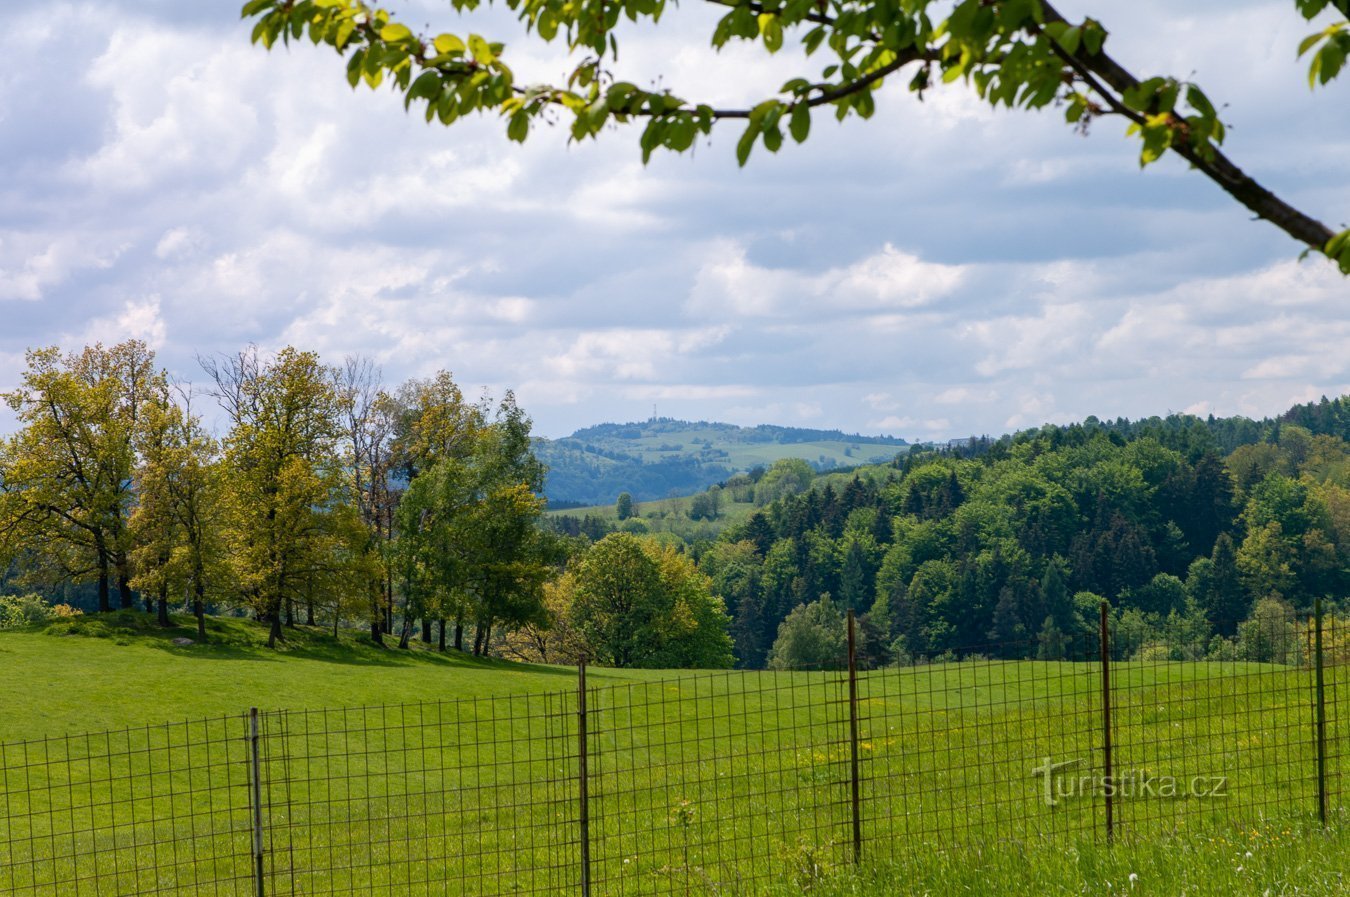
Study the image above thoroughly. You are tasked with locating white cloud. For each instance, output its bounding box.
[687,241,966,320]
[0,233,130,302]
[2,0,1349,445]
[77,296,167,349]
[73,28,262,191]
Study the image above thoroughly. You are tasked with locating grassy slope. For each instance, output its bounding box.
[553,425,905,471]
[0,612,654,739]
[544,465,895,541]
[2,615,1344,895]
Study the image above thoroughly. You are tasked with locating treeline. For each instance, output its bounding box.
[0,342,556,651]
[698,409,1350,667]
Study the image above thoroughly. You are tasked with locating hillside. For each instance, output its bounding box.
[0,612,657,740]
[536,418,908,506]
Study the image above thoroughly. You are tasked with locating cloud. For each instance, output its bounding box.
[687,241,966,320]
[0,232,130,302]
[77,296,168,349]
[1,0,1348,445]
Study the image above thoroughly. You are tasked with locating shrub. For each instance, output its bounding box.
[0,594,80,629]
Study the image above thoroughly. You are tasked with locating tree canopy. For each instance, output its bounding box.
[242,0,1350,272]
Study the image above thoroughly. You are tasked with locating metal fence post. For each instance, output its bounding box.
[1314,597,1328,828]
[248,708,266,897]
[1098,603,1114,845]
[577,663,592,897]
[846,609,862,864]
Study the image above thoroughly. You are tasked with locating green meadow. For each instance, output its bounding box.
[0,614,1344,895]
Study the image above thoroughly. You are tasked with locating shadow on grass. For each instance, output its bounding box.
[38,610,577,677]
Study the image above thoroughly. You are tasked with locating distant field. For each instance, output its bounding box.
[0,614,1342,896]
[536,419,910,506]
[544,465,892,542]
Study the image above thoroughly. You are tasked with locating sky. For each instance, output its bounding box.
[1,1,1347,442]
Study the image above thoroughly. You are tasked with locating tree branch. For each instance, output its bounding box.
[1041,1,1336,252]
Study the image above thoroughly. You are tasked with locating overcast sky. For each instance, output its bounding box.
[1,1,1347,440]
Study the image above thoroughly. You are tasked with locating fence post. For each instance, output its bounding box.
[577,663,592,897]
[248,708,265,897]
[1314,597,1327,828]
[1098,603,1114,845]
[846,609,862,864]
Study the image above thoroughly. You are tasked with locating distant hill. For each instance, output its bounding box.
[535,418,908,506]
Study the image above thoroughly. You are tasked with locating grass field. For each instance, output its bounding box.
[0,613,1344,896]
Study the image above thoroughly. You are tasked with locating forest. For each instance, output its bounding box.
[3,340,1348,671]
[551,397,1350,669]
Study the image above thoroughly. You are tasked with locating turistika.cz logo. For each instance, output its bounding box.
[1030,757,1229,807]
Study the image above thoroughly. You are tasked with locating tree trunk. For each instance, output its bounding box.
[472,625,484,657]
[116,554,134,610]
[421,617,432,644]
[156,583,170,627]
[369,582,384,646]
[144,589,154,615]
[305,597,315,627]
[267,612,283,649]
[453,620,463,651]
[95,539,111,613]
[285,598,295,628]
[437,618,446,652]
[193,578,207,642]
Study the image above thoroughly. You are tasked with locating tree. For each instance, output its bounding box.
[336,356,400,645]
[567,532,733,668]
[766,595,847,670]
[129,385,225,639]
[615,491,636,521]
[1187,532,1247,635]
[204,346,350,648]
[244,0,1350,272]
[1,342,161,612]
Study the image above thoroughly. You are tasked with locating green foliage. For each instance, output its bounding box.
[0,594,81,629]
[766,594,847,670]
[698,400,1350,666]
[566,533,733,668]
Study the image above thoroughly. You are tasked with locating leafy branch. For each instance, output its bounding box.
[241,0,1350,272]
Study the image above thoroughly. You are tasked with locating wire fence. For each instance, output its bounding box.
[0,601,1344,896]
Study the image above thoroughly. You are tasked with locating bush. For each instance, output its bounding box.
[0,594,81,629]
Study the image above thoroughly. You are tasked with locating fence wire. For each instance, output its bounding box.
[0,606,1344,896]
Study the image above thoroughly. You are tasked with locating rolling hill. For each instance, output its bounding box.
[536,418,908,506]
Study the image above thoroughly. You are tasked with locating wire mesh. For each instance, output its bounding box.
[256,691,581,897]
[0,715,253,896]
[0,606,1346,896]
[586,668,853,895]
[856,629,1107,852]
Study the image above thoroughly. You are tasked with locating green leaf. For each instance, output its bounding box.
[1081,20,1106,55]
[759,14,783,53]
[469,34,494,65]
[240,0,275,17]
[1298,31,1327,57]
[789,103,811,143]
[434,34,466,55]
[736,124,757,166]
[507,111,529,143]
[380,23,412,42]
[1058,25,1081,56]
[405,71,441,109]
